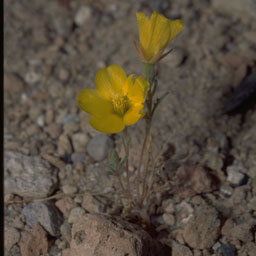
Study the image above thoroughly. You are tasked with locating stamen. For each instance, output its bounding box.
[112,95,130,116]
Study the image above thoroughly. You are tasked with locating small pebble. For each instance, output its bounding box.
[71,152,86,164]
[86,134,114,161]
[60,222,71,242]
[212,242,221,251]
[227,169,245,185]
[68,207,85,224]
[248,197,256,211]
[62,184,77,195]
[72,133,88,153]
[162,199,175,213]
[58,69,69,82]
[74,6,92,26]
[25,71,40,84]
[56,239,67,250]
[74,195,83,204]
[220,184,233,197]
[36,115,45,127]
[162,213,175,226]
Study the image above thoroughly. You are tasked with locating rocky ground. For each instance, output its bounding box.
[4,0,256,255]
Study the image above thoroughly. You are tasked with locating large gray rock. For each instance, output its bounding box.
[4,151,58,198]
[22,201,64,237]
[63,214,169,256]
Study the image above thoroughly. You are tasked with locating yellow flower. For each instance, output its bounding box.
[77,65,149,134]
[136,11,184,63]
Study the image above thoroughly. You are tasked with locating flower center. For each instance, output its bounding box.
[112,95,130,116]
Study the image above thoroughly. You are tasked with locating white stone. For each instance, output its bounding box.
[226,169,245,185]
[74,6,92,26]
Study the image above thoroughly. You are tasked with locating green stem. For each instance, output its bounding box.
[143,63,155,83]
[136,64,156,206]
[122,128,132,202]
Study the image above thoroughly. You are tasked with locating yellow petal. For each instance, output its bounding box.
[123,105,144,126]
[168,19,184,41]
[95,64,127,100]
[77,88,112,116]
[127,76,149,104]
[148,12,172,60]
[90,114,125,134]
[136,12,152,54]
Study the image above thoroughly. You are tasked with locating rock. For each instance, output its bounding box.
[212,242,221,252]
[239,242,256,256]
[212,0,256,21]
[55,197,76,217]
[68,207,86,224]
[182,204,220,249]
[4,73,24,94]
[64,122,80,135]
[60,222,72,242]
[218,243,236,256]
[57,134,73,157]
[74,6,92,26]
[83,162,114,194]
[25,70,40,84]
[171,165,219,198]
[162,199,175,213]
[63,213,169,256]
[4,151,58,198]
[74,195,83,204]
[86,134,114,161]
[58,68,69,82]
[72,133,88,153]
[81,193,106,213]
[176,201,194,224]
[248,197,256,211]
[4,227,20,252]
[221,218,254,243]
[45,109,55,124]
[71,152,86,164]
[193,249,203,256]
[62,184,78,195]
[19,224,49,256]
[57,239,68,250]
[220,184,233,197]
[226,168,245,185]
[45,123,62,139]
[172,241,193,256]
[162,213,175,226]
[22,201,64,236]
[8,245,21,255]
[36,115,45,127]
[229,186,247,205]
